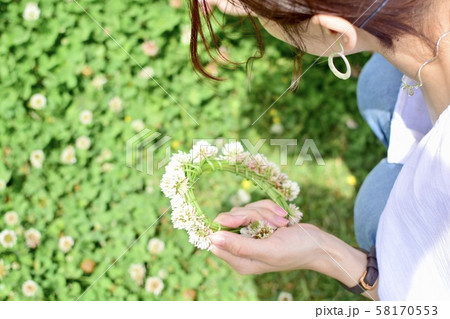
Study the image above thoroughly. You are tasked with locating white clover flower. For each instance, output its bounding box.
[145,277,164,295]
[170,198,200,230]
[142,40,159,57]
[240,221,276,239]
[0,230,17,248]
[101,162,114,173]
[29,93,46,110]
[108,96,123,113]
[222,141,244,156]
[60,146,76,165]
[4,211,19,226]
[278,291,293,301]
[25,228,41,249]
[169,0,182,9]
[147,238,165,255]
[346,118,358,130]
[218,46,230,63]
[205,63,218,77]
[145,185,154,193]
[98,149,112,162]
[92,75,107,90]
[221,141,244,163]
[160,170,189,199]
[138,66,155,79]
[23,3,40,21]
[229,189,251,207]
[59,236,74,253]
[280,180,300,201]
[22,280,38,297]
[75,136,91,150]
[0,179,5,192]
[129,264,146,286]
[190,140,218,163]
[79,110,93,125]
[267,162,282,182]
[131,119,145,132]
[287,204,303,226]
[188,226,212,250]
[270,123,284,134]
[244,153,269,174]
[166,151,192,172]
[181,25,191,45]
[157,269,169,279]
[30,150,45,169]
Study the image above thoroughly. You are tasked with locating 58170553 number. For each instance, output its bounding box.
[376,306,438,316]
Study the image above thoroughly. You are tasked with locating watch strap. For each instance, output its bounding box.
[341,246,378,294]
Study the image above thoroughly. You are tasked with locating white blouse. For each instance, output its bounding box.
[376,86,450,300]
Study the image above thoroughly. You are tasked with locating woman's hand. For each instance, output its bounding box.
[209,199,327,275]
[208,199,379,300]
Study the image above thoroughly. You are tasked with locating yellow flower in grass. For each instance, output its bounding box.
[346,175,357,186]
[241,179,252,190]
[171,140,180,150]
[273,116,281,124]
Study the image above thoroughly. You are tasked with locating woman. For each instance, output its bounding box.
[189,0,450,300]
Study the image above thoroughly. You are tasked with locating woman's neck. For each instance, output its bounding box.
[376,5,450,123]
[384,34,450,123]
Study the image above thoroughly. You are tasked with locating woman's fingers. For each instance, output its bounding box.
[208,244,268,275]
[209,231,270,262]
[214,214,249,228]
[245,200,288,217]
[214,207,288,228]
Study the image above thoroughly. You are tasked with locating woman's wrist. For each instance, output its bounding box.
[309,230,378,299]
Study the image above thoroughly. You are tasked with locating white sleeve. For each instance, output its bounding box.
[376,105,450,300]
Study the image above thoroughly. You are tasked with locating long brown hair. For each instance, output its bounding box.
[188,0,431,80]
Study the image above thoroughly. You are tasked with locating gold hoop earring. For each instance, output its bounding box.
[328,41,351,80]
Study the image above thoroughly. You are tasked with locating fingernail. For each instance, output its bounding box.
[208,244,217,253]
[274,215,289,225]
[275,207,288,217]
[209,234,225,247]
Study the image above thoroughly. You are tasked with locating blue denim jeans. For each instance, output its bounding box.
[354,54,404,251]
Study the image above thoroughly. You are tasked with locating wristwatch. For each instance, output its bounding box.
[341,246,379,294]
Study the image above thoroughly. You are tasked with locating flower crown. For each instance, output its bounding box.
[160,141,302,250]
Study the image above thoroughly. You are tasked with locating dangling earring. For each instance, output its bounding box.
[401,29,450,97]
[328,41,351,80]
